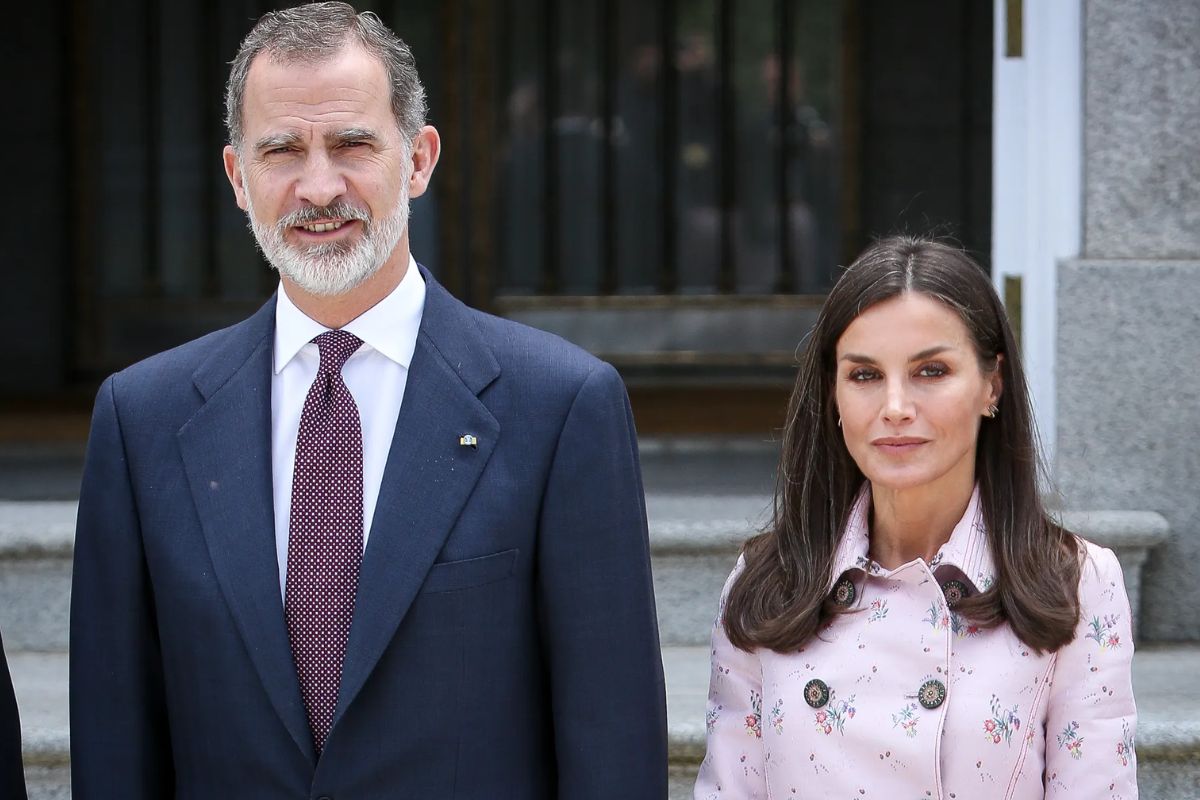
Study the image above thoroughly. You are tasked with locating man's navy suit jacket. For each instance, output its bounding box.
[70,267,668,799]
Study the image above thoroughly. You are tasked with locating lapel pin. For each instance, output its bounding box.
[459,434,478,449]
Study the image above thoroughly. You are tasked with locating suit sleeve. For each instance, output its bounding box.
[1043,545,1137,798]
[70,376,174,799]
[536,361,667,799]
[693,558,767,799]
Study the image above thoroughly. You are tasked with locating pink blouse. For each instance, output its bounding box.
[695,488,1138,799]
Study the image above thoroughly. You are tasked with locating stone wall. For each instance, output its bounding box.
[1057,261,1200,640]
[1057,0,1200,640]
[1083,0,1200,257]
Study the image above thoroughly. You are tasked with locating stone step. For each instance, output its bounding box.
[0,503,74,653]
[0,504,1170,653]
[11,646,1199,799]
[648,493,764,646]
[0,493,759,653]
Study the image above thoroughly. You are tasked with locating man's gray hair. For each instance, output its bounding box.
[225,1,427,151]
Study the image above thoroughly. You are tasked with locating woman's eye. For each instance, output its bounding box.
[848,368,878,382]
[917,363,948,378]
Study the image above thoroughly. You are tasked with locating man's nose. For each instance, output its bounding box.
[294,151,347,209]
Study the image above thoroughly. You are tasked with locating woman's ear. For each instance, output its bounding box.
[987,353,1005,410]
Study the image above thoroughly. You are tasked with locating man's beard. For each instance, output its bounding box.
[244,188,410,297]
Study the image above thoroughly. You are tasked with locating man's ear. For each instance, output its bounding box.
[406,126,441,199]
[223,145,249,211]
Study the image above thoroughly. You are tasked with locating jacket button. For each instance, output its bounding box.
[917,679,947,710]
[831,576,856,607]
[804,678,831,708]
[941,579,968,608]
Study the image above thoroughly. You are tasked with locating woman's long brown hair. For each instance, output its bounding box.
[723,236,1081,654]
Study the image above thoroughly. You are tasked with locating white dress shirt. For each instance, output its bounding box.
[270,257,426,596]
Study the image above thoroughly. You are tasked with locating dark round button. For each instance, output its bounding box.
[831,576,856,607]
[941,579,969,608]
[804,678,831,709]
[917,679,947,710]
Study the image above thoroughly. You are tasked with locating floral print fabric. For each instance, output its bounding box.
[695,488,1138,799]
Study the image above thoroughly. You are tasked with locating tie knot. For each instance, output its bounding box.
[313,330,363,373]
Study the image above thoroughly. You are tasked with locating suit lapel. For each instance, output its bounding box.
[335,269,500,723]
[177,297,316,765]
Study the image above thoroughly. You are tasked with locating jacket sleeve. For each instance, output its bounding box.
[70,377,174,799]
[693,558,767,799]
[535,362,668,799]
[1043,544,1137,798]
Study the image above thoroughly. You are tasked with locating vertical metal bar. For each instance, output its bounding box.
[467,0,496,306]
[540,0,560,294]
[658,0,677,294]
[716,0,736,294]
[437,0,466,296]
[202,0,221,299]
[494,0,512,298]
[840,0,864,266]
[773,0,795,293]
[144,0,163,296]
[961,0,975,263]
[1005,0,1023,59]
[63,0,85,374]
[599,0,618,294]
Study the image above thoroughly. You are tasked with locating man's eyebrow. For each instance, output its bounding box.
[327,127,379,143]
[253,132,303,152]
[838,345,954,364]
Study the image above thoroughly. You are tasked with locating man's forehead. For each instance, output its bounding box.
[245,43,390,101]
[242,44,392,131]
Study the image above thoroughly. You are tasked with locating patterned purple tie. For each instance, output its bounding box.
[285,330,364,754]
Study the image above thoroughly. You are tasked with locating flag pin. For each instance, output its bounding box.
[459,434,478,449]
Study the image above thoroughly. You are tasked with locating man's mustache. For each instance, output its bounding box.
[276,203,371,230]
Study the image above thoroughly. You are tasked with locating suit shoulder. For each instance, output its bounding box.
[464,307,611,386]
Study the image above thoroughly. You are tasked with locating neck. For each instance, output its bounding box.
[283,239,411,329]
[867,469,976,569]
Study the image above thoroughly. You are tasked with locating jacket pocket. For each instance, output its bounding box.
[420,548,519,594]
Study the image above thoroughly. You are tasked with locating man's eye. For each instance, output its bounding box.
[266,146,294,155]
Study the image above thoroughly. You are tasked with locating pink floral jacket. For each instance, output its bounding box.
[695,488,1138,799]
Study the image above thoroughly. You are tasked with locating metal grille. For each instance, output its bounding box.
[494,0,843,297]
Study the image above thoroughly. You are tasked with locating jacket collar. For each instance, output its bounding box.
[829,484,996,591]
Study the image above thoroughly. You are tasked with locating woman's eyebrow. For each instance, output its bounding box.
[838,345,954,365]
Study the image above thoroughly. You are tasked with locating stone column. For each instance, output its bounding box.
[1056,0,1200,640]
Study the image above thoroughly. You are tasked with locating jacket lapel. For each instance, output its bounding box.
[177,296,316,765]
[335,269,500,723]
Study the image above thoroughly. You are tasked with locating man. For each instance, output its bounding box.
[69,3,667,798]
[0,630,26,799]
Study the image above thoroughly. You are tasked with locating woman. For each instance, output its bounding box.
[695,237,1136,798]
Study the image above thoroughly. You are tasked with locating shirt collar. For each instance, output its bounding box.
[829,483,996,592]
[274,255,426,374]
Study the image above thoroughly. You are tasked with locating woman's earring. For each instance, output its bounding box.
[986,404,999,418]
[837,416,843,428]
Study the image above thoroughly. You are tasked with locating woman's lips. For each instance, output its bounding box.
[871,437,929,452]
